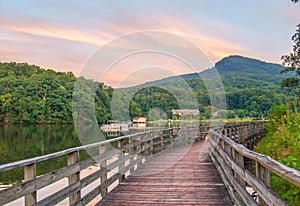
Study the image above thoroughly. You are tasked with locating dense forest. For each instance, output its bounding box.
[126,55,293,120]
[0,62,113,124]
[0,56,294,124]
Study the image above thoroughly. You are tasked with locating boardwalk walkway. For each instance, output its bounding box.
[1,123,299,205]
[98,141,233,205]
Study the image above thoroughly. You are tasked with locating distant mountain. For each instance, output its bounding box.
[122,55,293,119]
[138,55,287,87]
[214,55,284,75]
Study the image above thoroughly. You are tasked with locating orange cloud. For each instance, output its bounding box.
[103,15,246,64]
[1,25,106,46]
[0,13,249,85]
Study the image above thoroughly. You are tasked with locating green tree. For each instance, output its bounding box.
[129,100,142,118]
[255,103,300,205]
[0,62,113,124]
[281,24,300,101]
[0,93,12,123]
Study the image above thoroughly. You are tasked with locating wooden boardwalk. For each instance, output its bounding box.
[98,141,233,205]
[3,122,298,205]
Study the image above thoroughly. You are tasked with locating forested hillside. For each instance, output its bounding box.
[128,55,292,119]
[0,56,293,124]
[0,62,113,124]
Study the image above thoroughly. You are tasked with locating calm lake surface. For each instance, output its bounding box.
[0,122,174,184]
[0,124,83,184]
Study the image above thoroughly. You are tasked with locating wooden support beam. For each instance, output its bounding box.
[118,139,125,182]
[160,131,164,149]
[24,163,37,206]
[128,138,135,174]
[256,161,270,206]
[99,144,107,197]
[67,151,80,205]
[233,150,246,188]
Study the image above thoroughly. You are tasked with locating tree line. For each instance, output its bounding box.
[0,62,113,124]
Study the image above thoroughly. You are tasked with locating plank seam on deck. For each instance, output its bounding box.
[97,141,233,205]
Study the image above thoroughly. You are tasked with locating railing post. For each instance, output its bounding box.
[136,135,141,154]
[67,151,80,205]
[150,131,154,153]
[228,127,232,138]
[24,163,37,206]
[99,144,107,197]
[118,139,125,182]
[223,142,235,178]
[160,131,164,149]
[128,138,135,174]
[233,150,246,188]
[224,142,232,158]
[256,161,270,206]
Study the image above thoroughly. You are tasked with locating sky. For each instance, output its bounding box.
[0,0,299,87]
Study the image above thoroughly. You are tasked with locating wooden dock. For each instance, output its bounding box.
[98,141,233,205]
[1,122,300,206]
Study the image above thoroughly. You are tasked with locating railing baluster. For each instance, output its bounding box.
[24,163,37,206]
[128,138,135,174]
[99,144,107,197]
[118,139,125,182]
[233,149,246,188]
[3,123,299,206]
[256,161,270,206]
[67,151,80,205]
[160,131,164,149]
[150,131,154,154]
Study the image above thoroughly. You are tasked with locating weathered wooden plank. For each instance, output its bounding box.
[0,127,179,206]
[210,149,246,206]
[256,161,270,206]
[34,182,81,206]
[99,144,107,198]
[0,162,80,205]
[209,130,300,187]
[4,123,293,206]
[68,151,81,205]
[258,155,300,188]
[233,149,246,188]
[75,156,145,206]
[73,184,101,206]
[24,163,37,206]
[32,155,144,206]
[244,170,288,206]
[214,144,246,181]
[99,141,232,206]
[209,126,295,206]
[0,128,171,172]
[118,139,125,182]
[210,153,239,204]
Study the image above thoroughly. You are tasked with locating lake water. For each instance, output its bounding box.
[0,122,176,184]
[0,124,83,184]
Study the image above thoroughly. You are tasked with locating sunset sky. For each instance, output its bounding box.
[0,0,299,87]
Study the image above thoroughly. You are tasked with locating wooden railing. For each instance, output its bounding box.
[2,122,298,206]
[209,122,300,206]
[0,126,202,206]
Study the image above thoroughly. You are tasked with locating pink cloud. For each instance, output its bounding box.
[0,7,287,86]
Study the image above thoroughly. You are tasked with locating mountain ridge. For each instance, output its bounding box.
[135,55,286,88]
[122,55,292,119]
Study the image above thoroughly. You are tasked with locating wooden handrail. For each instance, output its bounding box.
[1,122,288,206]
[0,127,186,206]
[0,128,167,172]
[209,123,300,206]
